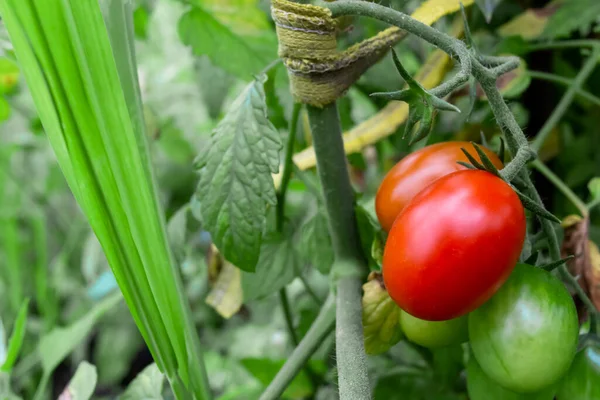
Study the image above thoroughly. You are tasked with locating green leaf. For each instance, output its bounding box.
[476,0,504,23]
[178,4,276,79]
[1,299,29,372]
[59,361,97,400]
[0,372,21,400]
[362,276,403,355]
[39,293,121,376]
[0,58,19,94]
[241,232,299,301]
[0,96,11,122]
[194,56,235,121]
[241,358,324,399]
[589,177,600,200]
[299,207,334,275]
[356,199,385,271]
[195,75,282,272]
[120,363,165,400]
[543,0,600,39]
[133,6,149,39]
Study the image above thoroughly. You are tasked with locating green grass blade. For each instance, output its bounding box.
[0,0,211,397]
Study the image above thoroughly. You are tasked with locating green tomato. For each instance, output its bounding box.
[399,309,468,348]
[556,344,600,399]
[467,352,556,400]
[469,263,578,393]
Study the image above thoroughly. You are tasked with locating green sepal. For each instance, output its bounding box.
[510,185,562,224]
[541,256,574,272]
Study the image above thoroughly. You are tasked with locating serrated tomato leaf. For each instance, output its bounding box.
[195,75,282,272]
[242,232,299,301]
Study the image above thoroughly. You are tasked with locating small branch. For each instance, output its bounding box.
[280,288,300,346]
[298,273,323,305]
[277,103,302,232]
[529,71,600,107]
[527,40,600,52]
[531,46,600,152]
[531,159,588,217]
[260,295,336,400]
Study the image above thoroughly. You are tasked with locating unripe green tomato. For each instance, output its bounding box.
[556,344,600,400]
[399,310,468,348]
[467,353,556,400]
[469,263,579,393]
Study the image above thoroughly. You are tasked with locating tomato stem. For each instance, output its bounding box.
[259,295,336,400]
[305,102,371,399]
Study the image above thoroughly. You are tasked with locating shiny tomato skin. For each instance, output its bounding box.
[467,352,557,400]
[556,345,600,400]
[383,170,525,321]
[375,141,503,232]
[469,263,579,393]
[399,310,468,348]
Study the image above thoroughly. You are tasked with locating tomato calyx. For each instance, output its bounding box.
[370,49,460,145]
[457,141,560,224]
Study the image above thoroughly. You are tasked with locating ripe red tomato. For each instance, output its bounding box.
[383,170,525,321]
[375,141,503,232]
[556,344,600,399]
[399,310,467,348]
[469,263,579,393]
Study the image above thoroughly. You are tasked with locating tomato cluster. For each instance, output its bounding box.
[375,141,585,397]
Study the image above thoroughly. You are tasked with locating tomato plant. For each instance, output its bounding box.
[383,170,526,321]
[556,344,600,400]
[3,0,600,399]
[399,310,467,348]
[375,141,503,231]
[469,263,579,393]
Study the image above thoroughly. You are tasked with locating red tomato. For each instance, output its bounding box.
[383,170,526,321]
[375,141,503,232]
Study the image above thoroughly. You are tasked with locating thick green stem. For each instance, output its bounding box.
[531,159,588,217]
[529,71,600,107]
[259,295,336,400]
[305,104,365,265]
[531,47,600,152]
[336,276,371,399]
[306,103,370,399]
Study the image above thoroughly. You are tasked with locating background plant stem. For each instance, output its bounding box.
[531,159,588,217]
[276,103,302,232]
[531,46,600,152]
[528,71,600,107]
[259,295,336,400]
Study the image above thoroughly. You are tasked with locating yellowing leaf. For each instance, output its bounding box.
[205,261,243,319]
[362,273,403,355]
[411,0,474,26]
